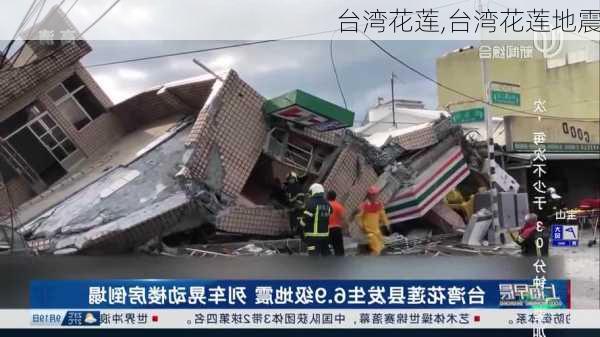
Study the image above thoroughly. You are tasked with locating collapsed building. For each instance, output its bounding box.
[6,67,492,255]
[0,8,520,255]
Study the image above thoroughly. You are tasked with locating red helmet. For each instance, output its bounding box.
[367,186,379,195]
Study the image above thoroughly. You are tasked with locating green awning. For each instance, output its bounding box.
[263,90,354,131]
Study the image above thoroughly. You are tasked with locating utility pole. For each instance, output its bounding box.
[478,0,502,244]
[390,73,397,128]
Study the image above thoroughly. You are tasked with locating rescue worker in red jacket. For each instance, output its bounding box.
[509,213,550,257]
[355,186,390,256]
[300,183,332,256]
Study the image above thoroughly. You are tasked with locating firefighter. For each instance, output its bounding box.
[300,183,332,256]
[355,186,390,256]
[283,171,306,235]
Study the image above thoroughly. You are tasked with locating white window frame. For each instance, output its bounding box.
[2,109,80,167]
[49,79,95,130]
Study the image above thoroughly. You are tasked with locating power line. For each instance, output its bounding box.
[86,29,339,68]
[77,0,121,37]
[86,0,472,69]
[8,0,46,66]
[0,0,38,68]
[23,0,47,42]
[65,0,79,15]
[364,35,599,122]
[0,0,122,73]
[329,30,348,109]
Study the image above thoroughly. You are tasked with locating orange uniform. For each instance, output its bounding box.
[356,200,389,255]
[328,200,345,229]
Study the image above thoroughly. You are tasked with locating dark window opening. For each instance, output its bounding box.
[74,87,105,119]
[63,74,85,92]
[0,102,45,139]
[7,128,66,185]
[49,74,107,130]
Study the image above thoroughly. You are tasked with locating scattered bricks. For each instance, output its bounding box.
[216,206,290,237]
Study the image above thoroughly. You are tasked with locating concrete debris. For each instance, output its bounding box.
[178,238,304,257]
[11,68,520,256]
[424,202,466,233]
[461,208,493,246]
[384,232,461,255]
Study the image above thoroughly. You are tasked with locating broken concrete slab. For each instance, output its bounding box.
[461,208,493,246]
[424,201,466,233]
[216,206,290,237]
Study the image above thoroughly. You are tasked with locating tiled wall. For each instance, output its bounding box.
[185,71,268,199]
[323,144,379,214]
[216,206,290,236]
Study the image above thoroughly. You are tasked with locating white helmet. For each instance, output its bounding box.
[547,187,562,200]
[308,183,325,196]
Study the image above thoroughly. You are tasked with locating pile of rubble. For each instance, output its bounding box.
[9,69,501,256]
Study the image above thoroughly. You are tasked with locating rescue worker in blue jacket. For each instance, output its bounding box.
[300,183,332,256]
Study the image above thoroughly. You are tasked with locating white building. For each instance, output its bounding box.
[354,98,448,137]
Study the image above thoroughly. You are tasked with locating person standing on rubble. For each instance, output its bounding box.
[327,190,346,256]
[509,213,550,257]
[284,171,306,235]
[300,183,332,256]
[355,186,390,256]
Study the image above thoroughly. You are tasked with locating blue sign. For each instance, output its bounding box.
[552,224,579,247]
[30,279,570,309]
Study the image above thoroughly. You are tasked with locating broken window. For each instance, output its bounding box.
[0,102,45,139]
[48,74,106,130]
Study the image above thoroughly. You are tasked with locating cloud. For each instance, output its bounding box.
[84,39,466,116]
[116,67,147,80]
[207,55,236,71]
[91,73,138,104]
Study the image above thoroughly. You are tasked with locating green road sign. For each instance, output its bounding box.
[451,107,485,124]
[491,90,520,106]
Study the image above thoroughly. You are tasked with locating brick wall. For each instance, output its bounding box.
[1,61,125,159]
[0,41,91,110]
[185,71,268,199]
[111,79,215,132]
[37,67,125,158]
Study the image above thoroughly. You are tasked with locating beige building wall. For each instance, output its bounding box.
[436,46,599,121]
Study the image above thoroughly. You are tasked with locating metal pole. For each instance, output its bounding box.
[391,73,397,128]
[478,0,501,244]
[192,58,225,82]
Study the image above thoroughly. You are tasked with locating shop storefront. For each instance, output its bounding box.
[502,116,600,208]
